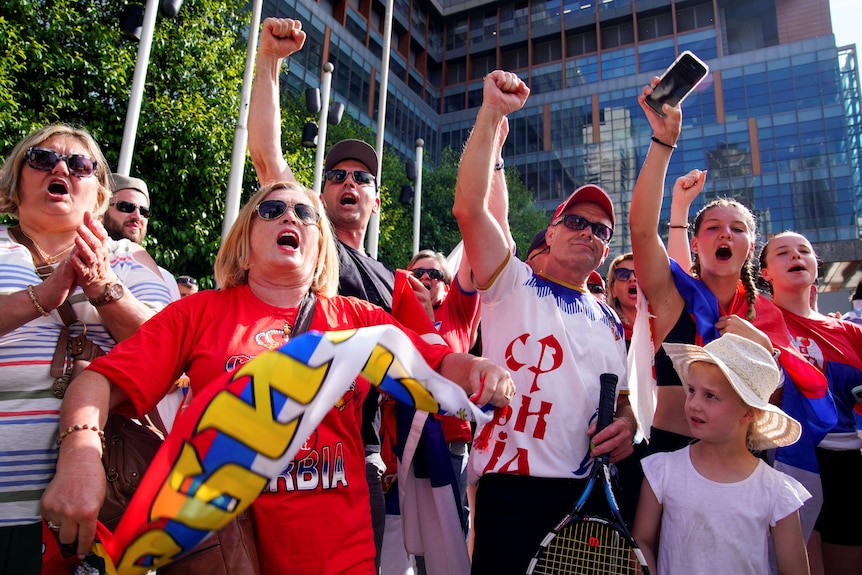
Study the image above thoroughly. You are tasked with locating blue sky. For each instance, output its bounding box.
[829,0,860,50]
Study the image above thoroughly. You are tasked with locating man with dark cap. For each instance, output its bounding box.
[453,70,635,573]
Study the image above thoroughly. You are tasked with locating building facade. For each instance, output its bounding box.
[262,0,862,296]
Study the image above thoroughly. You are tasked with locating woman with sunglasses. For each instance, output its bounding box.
[629,82,789,456]
[42,181,515,574]
[606,254,638,345]
[0,125,173,571]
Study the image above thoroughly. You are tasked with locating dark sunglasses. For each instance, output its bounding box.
[411,268,446,282]
[255,199,320,225]
[613,267,636,282]
[176,275,198,287]
[111,200,151,218]
[588,284,606,295]
[553,214,613,243]
[25,147,98,178]
[324,169,376,185]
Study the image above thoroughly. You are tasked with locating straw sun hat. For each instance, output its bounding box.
[663,333,801,450]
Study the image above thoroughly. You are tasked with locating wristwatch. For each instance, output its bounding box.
[89,282,125,307]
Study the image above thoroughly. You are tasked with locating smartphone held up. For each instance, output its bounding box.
[645,51,709,117]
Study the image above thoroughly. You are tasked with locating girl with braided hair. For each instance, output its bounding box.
[629,79,777,455]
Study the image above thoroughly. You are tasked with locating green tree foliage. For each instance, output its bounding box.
[0,0,252,287]
[1,1,546,284]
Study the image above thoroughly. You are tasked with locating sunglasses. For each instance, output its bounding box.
[411,268,446,282]
[324,169,376,185]
[255,199,320,225]
[111,200,151,218]
[613,267,636,282]
[588,284,606,295]
[176,275,198,287]
[25,147,98,178]
[553,214,613,243]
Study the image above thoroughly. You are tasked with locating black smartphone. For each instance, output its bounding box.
[645,51,709,117]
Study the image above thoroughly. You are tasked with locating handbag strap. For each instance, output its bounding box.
[292,290,318,337]
[8,225,77,327]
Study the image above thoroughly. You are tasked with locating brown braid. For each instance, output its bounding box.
[691,198,758,321]
[740,256,757,321]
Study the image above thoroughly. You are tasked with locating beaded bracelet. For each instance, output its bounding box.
[26,284,50,317]
[57,424,106,449]
[651,136,677,150]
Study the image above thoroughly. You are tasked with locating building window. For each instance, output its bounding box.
[637,11,673,41]
[532,64,563,94]
[533,38,563,65]
[566,28,598,56]
[566,55,599,86]
[601,21,634,49]
[500,1,529,38]
[677,2,715,33]
[447,59,467,83]
[502,44,529,71]
[446,18,468,51]
[471,53,496,79]
[532,0,562,29]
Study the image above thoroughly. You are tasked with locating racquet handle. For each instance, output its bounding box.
[596,373,619,434]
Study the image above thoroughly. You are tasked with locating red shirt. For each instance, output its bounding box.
[89,285,451,574]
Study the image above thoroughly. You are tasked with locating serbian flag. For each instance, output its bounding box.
[45,325,490,575]
[388,270,472,574]
[669,259,836,473]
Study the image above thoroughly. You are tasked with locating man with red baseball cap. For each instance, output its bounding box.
[453,69,635,574]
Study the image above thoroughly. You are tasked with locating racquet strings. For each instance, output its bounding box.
[531,518,639,574]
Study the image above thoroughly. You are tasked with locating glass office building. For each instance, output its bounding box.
[263,0,862,293]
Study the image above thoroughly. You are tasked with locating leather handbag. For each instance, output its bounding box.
[99,412,165,531]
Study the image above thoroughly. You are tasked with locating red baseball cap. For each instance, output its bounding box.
[588,270,606,290]
[552,184,615,228]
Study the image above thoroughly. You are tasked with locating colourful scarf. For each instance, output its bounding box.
[44,324,489,574]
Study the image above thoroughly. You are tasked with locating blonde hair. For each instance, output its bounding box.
[407,249,453,285]
[606,252,634,318]
[214,181,339,296]
[0,124,111,217]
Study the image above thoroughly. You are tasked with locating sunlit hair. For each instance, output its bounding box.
[606,252,634,319]
[756,231,819,297]
[407,249,453,285]
[691,198,758,321]
[0,124,111,217]
[215,181,339,295]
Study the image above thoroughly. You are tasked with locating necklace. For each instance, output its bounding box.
[19,229,74,264]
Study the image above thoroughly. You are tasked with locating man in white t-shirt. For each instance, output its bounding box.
[453,70,636,573]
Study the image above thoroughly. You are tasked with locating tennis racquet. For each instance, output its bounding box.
[526,373,650,575]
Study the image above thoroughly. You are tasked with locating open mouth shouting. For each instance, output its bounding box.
[714,244,733,263]
[277,230,300,249]
[47,180,69,196]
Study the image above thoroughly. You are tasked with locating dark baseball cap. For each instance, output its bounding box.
[526,229,547,258]
[324,139,379,176]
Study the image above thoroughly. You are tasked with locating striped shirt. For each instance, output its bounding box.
[0,225,172,526]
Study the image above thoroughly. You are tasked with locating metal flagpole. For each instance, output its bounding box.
[366,0,395,259]
[116,0,159,176]
[221,0,264,243]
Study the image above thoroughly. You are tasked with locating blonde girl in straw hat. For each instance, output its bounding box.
[632,333,811,575]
